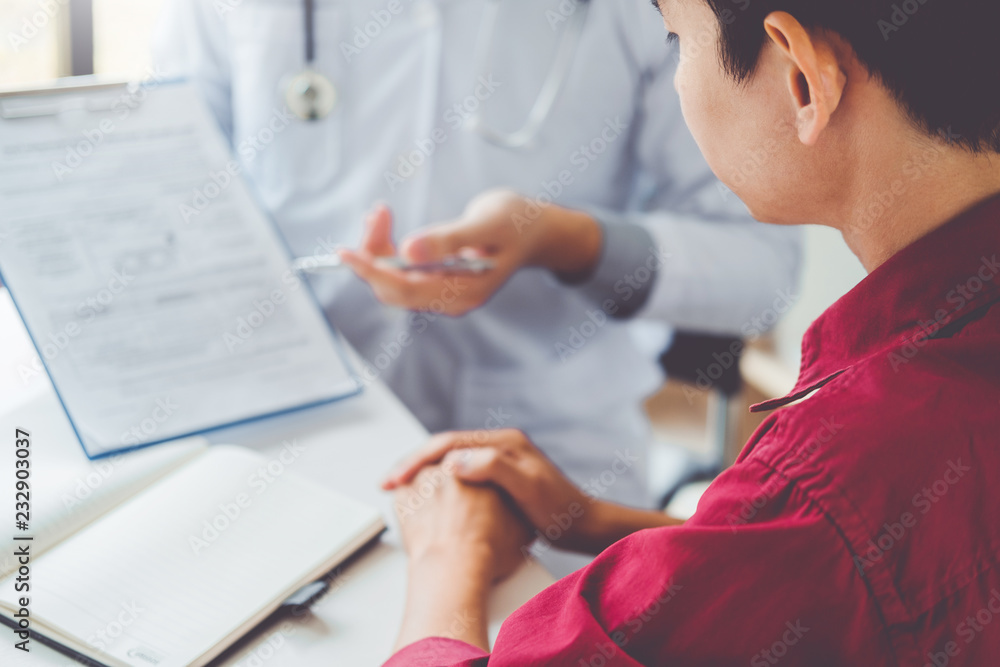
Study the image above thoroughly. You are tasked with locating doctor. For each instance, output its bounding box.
[154,0,800,517]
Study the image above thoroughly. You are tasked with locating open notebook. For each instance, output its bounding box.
[0,395,385,667]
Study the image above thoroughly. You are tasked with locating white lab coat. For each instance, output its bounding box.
[154,0,802,509]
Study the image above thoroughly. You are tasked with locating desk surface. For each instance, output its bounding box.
[0,290,554,667]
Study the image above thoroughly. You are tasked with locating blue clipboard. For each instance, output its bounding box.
[0,78,363,460]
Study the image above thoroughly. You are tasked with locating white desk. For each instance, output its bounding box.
[0,289,554,666]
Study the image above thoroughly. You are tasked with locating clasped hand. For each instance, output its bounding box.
[388,429,610,560]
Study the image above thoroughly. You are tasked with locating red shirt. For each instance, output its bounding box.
[385,196,1000,666]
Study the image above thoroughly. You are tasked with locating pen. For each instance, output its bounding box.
[291,254,495,275]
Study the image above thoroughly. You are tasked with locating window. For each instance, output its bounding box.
[93,0,165,79]
[0,0,164,89]
[1,0,63,87]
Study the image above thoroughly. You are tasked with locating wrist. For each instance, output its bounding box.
[529,204,603,277]
[399,544,492,652]
[409,543,495,586]
[570,500,680,553]
[572,499,615,552]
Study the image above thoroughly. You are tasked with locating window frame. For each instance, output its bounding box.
[66,0,94,76]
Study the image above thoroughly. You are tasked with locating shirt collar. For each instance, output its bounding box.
[753,193,1000,413]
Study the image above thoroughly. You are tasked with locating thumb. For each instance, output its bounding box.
[361,203,396,257]
[445,447,520,490]
[400,220,485,263]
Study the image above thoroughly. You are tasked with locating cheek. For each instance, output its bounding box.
[674,58,794,221]
[674,58,740,182]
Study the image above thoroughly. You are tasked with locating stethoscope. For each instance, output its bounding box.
[286,0,591,150]
[285,0,337,121]
[468,0,591,149]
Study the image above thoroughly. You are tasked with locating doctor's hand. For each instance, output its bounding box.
[383,429,683,555]
[338,189,603,316]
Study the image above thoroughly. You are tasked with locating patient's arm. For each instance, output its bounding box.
[575,500,682,553]
[383,429,684,556]
[392,466,532,653]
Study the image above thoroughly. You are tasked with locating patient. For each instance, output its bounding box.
[380,0,1000,663]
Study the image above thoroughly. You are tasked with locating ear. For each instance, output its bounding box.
[763,12,847,146]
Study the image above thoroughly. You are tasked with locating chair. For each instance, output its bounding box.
[651,331,745,509]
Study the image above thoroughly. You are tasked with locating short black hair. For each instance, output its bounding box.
[701,0,1000,153]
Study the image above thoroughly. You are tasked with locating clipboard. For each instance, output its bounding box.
[0,76,132,119]
[0,78,363,460]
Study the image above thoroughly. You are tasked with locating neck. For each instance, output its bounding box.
[837,136,1000,272]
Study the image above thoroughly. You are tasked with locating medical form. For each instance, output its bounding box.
[0,80,361,459]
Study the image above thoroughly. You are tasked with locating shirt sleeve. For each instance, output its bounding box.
[556,219,659,319]
[384,638,488,667]
[382,459,890,666]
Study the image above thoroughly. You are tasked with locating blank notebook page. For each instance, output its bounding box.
[0,445,382,667]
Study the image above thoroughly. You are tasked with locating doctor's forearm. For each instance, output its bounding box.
[529,203,660,319]
[530,204,604,278]
[539,205,660,318]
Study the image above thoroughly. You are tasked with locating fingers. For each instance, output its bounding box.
[340,257,486,315]
[400,218,495,264]
[337,248,390,283]
[339,249,454,309]
[381,432,470,490]
[338,248,413,300]
[361,204,396,257]
[382,429,531,490]
[444,447,522,492]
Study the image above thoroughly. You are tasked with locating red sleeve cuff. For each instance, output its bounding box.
[382,637,489,667]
